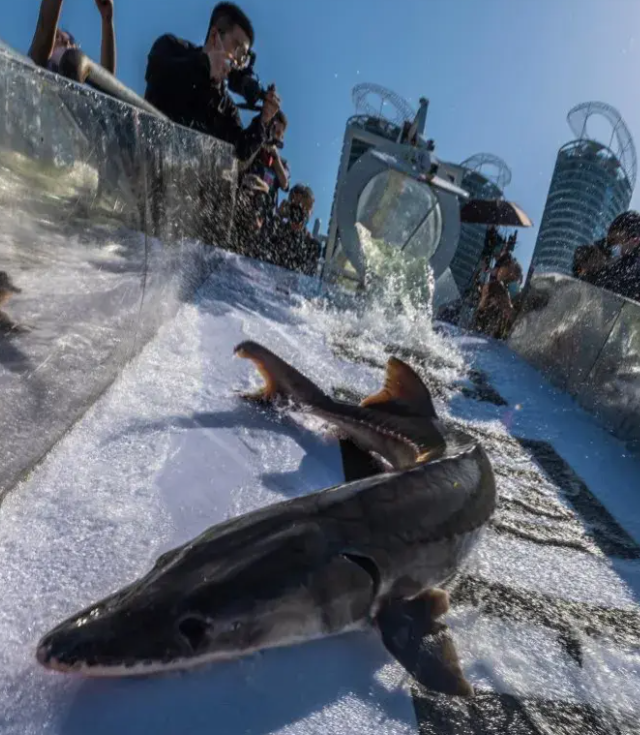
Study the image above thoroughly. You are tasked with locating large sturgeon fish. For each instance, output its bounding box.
[36,341,496,697]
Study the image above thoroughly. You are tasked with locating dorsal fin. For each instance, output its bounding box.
[360,357,438,418]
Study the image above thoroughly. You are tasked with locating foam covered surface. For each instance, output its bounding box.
[1,252,639,734]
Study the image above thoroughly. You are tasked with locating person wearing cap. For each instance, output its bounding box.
[28,0,116,75]
[144,2,280,162]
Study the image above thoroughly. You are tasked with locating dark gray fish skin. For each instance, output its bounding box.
[36,342,496,698]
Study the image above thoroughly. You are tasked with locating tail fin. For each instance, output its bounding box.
[234,341,330,408]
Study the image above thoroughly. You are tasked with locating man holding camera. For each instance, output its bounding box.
[245,111,290,199]
[144,2,280,162]
[241,110,290,229]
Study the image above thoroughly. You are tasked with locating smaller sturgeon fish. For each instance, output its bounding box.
[36,342,496,697]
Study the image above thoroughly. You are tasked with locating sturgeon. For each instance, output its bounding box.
[36,341,496,697]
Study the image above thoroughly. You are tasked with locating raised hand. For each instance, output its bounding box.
[95,0,114,22]
[261,86,281,125]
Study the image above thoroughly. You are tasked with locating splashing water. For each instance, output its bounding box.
[359,223,436,321]
[297,224,466,391]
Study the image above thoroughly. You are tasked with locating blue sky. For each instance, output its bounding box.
[3,0,640,268]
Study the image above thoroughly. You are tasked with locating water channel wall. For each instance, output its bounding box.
[509,272,640,450]
[0,45,237,499]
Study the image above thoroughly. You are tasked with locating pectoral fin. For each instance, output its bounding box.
[376,594,473,697]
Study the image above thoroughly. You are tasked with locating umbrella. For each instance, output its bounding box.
[460,199,533,228]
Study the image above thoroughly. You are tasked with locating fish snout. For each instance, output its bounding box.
[36,632,83,673]
[36,638,51,666]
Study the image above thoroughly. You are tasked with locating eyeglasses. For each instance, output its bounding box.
[218,31,251,70]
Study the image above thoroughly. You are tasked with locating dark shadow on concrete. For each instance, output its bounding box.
[451,575,640,666]
[105,403,319,450]
[0,332,33,374]
[413,690,636,735]
[58,632,414,735]
[104,402,340,500]
[514,437,640,561]
[460,369,508,407]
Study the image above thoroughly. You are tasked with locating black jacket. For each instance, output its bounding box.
[144,34,266,161]
[595,250,640,302]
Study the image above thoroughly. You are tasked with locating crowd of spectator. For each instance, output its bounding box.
[469,207,640,339]
[435,228,524,341]
[27,0,323,278]
[23,1,640,299]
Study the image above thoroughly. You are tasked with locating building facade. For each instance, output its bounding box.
[530,102,636,276]
[448,154,511,293]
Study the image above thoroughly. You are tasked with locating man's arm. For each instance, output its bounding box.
[144,35,211,121]
[228,111,267,162]
[28,0,64,67]
[95,0,116,74]
[230,86,280,162]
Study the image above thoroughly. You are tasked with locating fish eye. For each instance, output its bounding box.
[176,615,211,652]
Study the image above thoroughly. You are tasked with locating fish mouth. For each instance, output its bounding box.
[36,630,282,679]
[35,634,193,679]
[37,649,190,678]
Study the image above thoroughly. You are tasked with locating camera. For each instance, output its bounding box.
[266,136,284,150]
[228,51,267,111]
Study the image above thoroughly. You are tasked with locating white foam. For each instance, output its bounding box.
[474,530,639,607]
[448,605,640,713]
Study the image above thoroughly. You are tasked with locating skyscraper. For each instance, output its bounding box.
[448,153,512,292]
[530,102,636,276]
